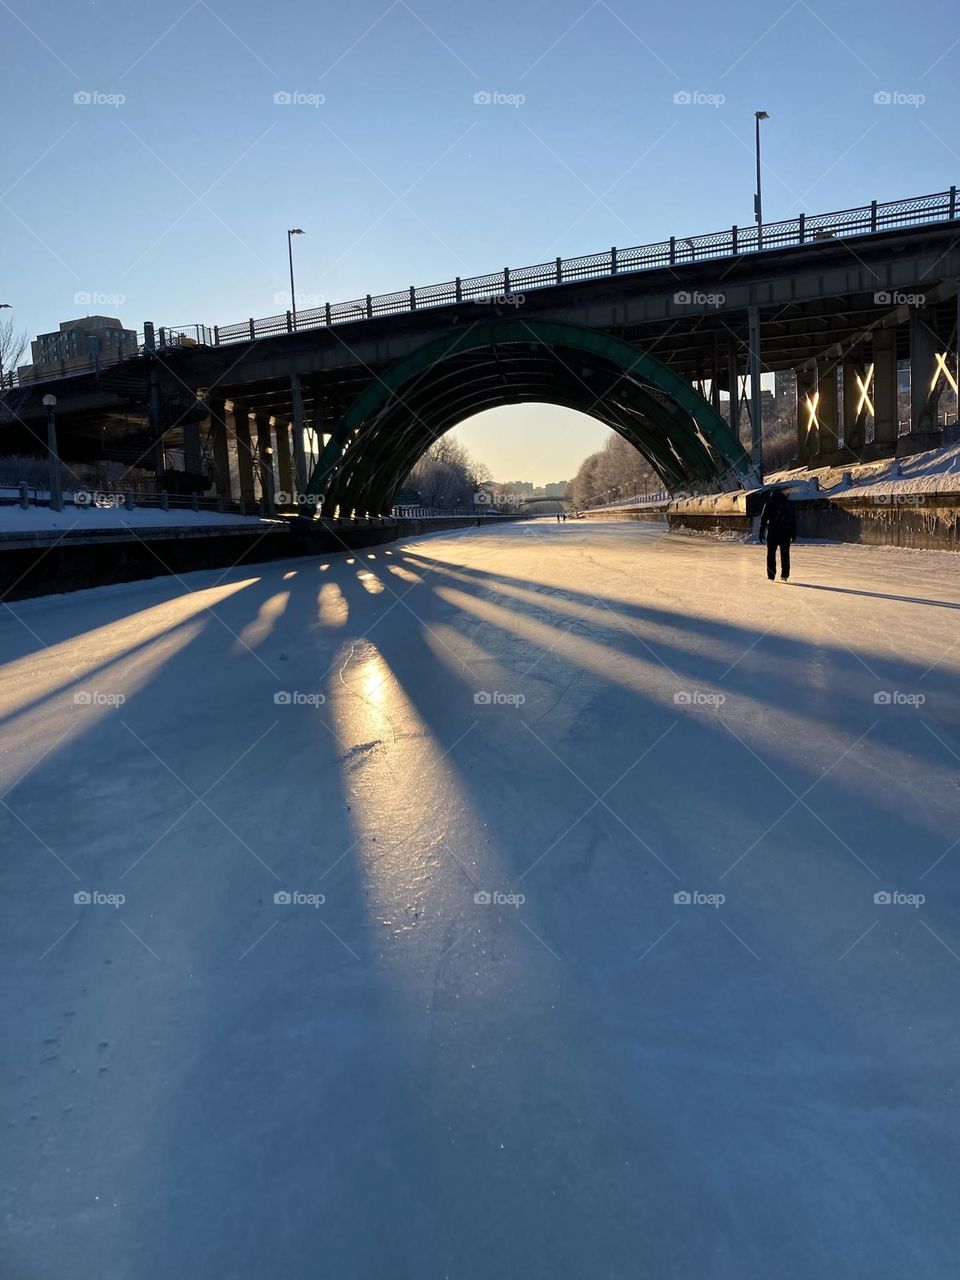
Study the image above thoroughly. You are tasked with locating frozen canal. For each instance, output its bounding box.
[2,519,959,1279]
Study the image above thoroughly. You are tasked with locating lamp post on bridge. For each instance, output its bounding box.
[42,394,63,512]
[287,228,304,329]
[754,111,769,247]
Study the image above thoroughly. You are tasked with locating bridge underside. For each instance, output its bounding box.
[305,321,759,516]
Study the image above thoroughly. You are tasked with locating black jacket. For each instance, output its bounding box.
[759,489,796,540]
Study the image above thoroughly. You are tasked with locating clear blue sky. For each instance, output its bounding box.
[3,0,958,482]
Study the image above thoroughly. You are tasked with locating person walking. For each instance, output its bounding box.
[759,487,796,581]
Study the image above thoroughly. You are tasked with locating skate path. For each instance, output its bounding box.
[1,520,959,1279]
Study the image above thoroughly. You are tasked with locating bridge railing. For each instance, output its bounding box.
[201,185,957,346]
[3,186,957,393]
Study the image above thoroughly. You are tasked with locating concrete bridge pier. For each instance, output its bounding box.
[230,400,257,503]
[902,310,945,456]
[796,365,818,464]
[207,395,232,499]
[254,411,275,513]
[815,358,839,459]
[842,355,868,456]
[869,328,899,460]
[272,418,294,501]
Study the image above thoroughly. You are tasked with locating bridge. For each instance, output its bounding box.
[4,185,960,515]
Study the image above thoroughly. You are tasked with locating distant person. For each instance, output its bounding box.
[759,487,796,581]
[556,513,561,523]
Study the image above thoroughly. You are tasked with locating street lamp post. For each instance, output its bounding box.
[287,228,304,328]
[42,394,63,512]
[0,303,12,387]
[754,111,769,247]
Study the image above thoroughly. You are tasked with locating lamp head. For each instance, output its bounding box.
[42,394,57,407]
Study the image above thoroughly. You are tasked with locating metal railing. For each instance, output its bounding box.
[208,185,959,346]
[2,185,957,393]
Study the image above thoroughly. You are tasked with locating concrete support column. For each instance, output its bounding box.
[872,328,899,456]
[727,339,741,440]
[842,356,868,456]
[254,412,275,513]
[274,419,293,501]
[747,306,762,473]
[905,309,943,454]
[816,359,839,456]
[796,366,818,464]
[290,372,308,494]
[208,395,232,498]
[231,400,256,501]
[183,420,202,476]
[147,378,165,488]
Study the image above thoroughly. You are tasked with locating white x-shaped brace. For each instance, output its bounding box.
[803,389,820,434]
[855,363,875,418]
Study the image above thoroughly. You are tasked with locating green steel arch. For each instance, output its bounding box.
[304,319,759,516]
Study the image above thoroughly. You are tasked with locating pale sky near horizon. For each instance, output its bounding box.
[453,405,611,485]
[4,0,957,481]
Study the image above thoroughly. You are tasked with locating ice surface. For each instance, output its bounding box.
[1,520,959,1278]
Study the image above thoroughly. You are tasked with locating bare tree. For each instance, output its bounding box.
[0,314,27,383]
